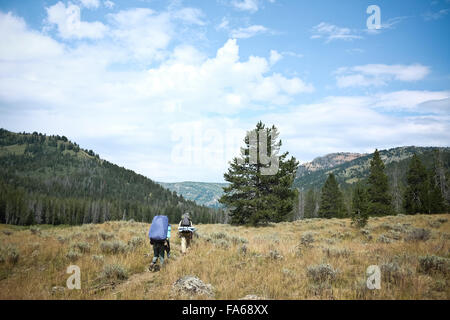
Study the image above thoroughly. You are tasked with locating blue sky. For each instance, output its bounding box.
[0,0,449,182]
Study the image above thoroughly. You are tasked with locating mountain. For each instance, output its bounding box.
[296,152,367,178]
[158,181,228,208]
[293,146,450,191]
[0,129,225,225]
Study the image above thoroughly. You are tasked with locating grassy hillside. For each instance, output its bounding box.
[0,129,225,225]
[0,214,448,299]
[158,182,228,208]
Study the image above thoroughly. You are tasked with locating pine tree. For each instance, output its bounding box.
[403,154,429,214]
[219,121,299,225]
[304,188,318,218]
[318,173,345,218]
[429,150,446,213]
[367,149,392,216]
[351,183,369,228]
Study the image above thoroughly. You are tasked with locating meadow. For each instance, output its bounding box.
[0,214,449,300]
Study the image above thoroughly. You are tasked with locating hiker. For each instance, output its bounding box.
[164,224,171,259]
[178,212,194,254]
[148,215,169,271]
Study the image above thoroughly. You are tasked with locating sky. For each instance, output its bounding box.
[0,0,449,182]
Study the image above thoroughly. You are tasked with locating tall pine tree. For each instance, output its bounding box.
[219,121,299,225]
[318,173,345,218]
[351,182,369,228]
[367,149,392,216]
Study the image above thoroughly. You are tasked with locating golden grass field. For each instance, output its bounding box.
[0,213,449,300]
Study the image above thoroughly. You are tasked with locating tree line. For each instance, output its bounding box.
[0,129,226,226]
[311,149,448,227]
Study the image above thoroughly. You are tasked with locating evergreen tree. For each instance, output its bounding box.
[429,150,446,213]
[351,183,369,228]
[318,173,345,218]
[304,188,318,218]
[367,149,392,216]
[219,121,299,225]
[403,154,429,214]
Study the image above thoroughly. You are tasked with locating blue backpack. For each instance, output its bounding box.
[148,215,169,242]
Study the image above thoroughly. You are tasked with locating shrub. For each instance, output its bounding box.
[210,232,229,240]
[377,234,392,244]
[406,228,431,242]
[2,230,12,236]
[101,264,128,281]
[300,232,315,248]
[437,218,447,224]
[323,247,352,259]
[92,255,104,263]
[231,236,248,245]
[418,255,449,275]
[29,226,41,235]
[307,264,338,283]
[3,246,19,265]
[428,221,442,229]
[100,240,128,254]
[72,241,91,253]
[66,250,82,262]
[213,239,230,249]
[99,231,115,241]
[268,250,284,260]
[380,262,406,284]
[127,237,144,249]
[237,244,247,256]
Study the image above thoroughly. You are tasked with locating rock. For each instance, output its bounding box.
[51,286,65,295]
[171,276,214,298]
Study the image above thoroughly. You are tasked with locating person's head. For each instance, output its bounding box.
[183,212,190,219]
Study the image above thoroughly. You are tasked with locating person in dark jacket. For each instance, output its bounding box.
[178,213,194,254]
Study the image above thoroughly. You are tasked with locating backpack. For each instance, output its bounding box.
[181,215,191,227]
[148,215,169,242]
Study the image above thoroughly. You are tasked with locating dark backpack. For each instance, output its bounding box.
[181,216,191,227]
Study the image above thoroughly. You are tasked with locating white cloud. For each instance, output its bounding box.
[79,0,100,9]
[46,2,107,39]
[230,25,269,38]
[231,0,260,13]
[0,12,64,61]
[171,7,206,26]
[217,17,229,30]
[336,64,430,88]
[311,22,362,43]
[423,8,450,20]
[257,93,450,163]
[0,12,314,180]
[269,50,282,65]
[108,8,173,62]
[104,1,114,9]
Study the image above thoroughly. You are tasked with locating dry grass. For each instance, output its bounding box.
[0,214,449,300]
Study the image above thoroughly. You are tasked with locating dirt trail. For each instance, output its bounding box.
[108,269,157,298]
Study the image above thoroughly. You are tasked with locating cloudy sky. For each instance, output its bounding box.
[0,0,449,182]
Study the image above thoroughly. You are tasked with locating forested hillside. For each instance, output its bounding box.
[0,129,225,225]
[293,147,450,190]
[295,146,450,218]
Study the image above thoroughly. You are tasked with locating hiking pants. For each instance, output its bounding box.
[180,232,192,254]
[152,241,165,266]
[164,239,171,258]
